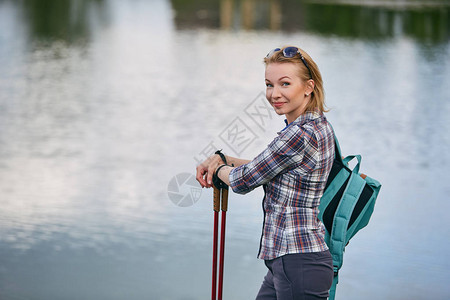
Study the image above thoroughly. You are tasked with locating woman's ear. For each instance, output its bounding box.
[307,79,315,95]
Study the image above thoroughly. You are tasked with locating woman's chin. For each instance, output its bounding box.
[273,109,284,116]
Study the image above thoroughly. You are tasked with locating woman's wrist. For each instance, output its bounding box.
[215,164,229,178]
[212,164,231,189]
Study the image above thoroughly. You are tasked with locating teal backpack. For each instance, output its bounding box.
[318,130,381,300]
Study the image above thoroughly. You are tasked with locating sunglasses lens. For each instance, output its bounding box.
[266,48,281,58]
[283,47,299,58]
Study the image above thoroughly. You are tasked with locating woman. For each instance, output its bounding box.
[196,46,335,300]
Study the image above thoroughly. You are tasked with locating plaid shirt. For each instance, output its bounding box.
[229,110,335,260]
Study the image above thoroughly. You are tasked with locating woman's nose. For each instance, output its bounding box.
[272,85,281,99]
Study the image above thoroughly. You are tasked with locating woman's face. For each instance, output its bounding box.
[265,62,313,124]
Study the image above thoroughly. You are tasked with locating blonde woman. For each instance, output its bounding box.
[196,46,335,300]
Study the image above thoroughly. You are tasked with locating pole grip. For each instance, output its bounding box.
[221,188,228,212]
[213,187,221,212]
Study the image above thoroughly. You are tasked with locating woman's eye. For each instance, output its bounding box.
[266,83,273,88]
[282,82,290,86]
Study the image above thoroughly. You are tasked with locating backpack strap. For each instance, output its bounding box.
[328,171,367,300]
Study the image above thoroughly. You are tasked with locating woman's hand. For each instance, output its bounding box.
[196,154,224,188]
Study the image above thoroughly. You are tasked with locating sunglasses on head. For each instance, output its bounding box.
[266,46,313,79]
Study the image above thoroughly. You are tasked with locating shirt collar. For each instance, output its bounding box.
[280,109,322,133]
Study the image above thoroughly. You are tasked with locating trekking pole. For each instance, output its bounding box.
[211,187,221,300]
[217,186,228,300]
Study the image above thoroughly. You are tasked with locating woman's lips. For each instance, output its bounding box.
[272,102,285,108]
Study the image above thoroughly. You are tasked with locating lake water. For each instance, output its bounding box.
[0,0,449,299]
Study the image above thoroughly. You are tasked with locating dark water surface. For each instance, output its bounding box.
[0,0,449,299]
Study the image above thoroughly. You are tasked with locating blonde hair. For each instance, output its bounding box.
[264,46,327,113]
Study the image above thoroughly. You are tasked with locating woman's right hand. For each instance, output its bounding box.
[195,154,224,188]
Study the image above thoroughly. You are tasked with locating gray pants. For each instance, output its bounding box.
[255,251,333,300]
